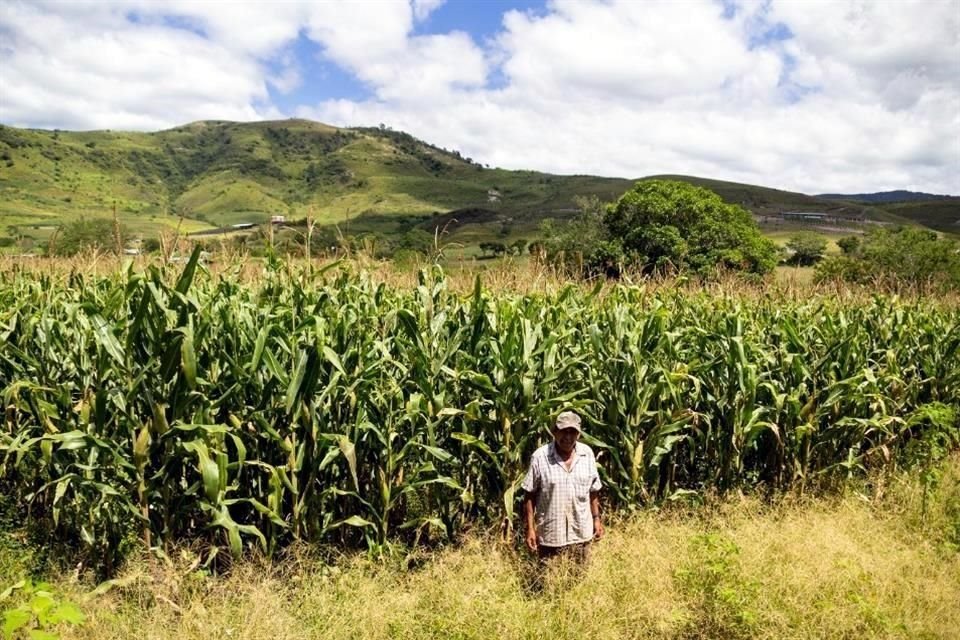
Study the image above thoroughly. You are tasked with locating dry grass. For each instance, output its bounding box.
[14,457,953,640]
[2,251,958,307]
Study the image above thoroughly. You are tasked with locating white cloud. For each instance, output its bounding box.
[304,0,960,194]
[0,1,287,129]
[0,0,957,194]
[302,2,487,101]
[412,0,446,22]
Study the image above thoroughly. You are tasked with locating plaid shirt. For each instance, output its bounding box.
[521,441,602,548]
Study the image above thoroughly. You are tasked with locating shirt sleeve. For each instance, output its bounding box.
[589,452,602,492]
[521,456,540,493]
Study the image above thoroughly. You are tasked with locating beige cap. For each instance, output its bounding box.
[555,410,582,432]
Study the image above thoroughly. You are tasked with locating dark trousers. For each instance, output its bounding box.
[537,542,591,563]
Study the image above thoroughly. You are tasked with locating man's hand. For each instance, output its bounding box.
[594,518,605,541]
[525,528,538,553]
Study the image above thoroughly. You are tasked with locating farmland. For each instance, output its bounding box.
[1,251,957,556]
[0,252,958,638]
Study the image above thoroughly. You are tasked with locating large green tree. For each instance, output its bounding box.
[51,218,128,256]
[785,232,828,266]
[600,180,778,276]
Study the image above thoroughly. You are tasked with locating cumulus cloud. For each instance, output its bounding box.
[305,0,960,194]
[0,0,957,193]
[0,0,287,129]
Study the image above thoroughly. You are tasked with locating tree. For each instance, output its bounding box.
[539,180,777,277]
[509,239,527,256]
[785,232,827,266]
[539,195,614,274]
[604,180,778,275]
[396,229,435,256]
[837,235,860,255]
[52,218,128,256]
[479,241,508,257]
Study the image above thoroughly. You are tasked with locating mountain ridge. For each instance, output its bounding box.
[817,190,958,203]
[0,119,954,251]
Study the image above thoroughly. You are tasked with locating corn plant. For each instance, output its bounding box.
[1,252,957,572]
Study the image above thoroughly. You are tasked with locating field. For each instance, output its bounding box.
[2,456,959,640]
[1,254,958,638]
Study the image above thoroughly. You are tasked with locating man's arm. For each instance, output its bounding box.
[590,491,604,540]
[523,491,538,552]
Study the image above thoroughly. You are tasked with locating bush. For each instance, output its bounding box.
[837,235,860,255]
[815,227,960,290]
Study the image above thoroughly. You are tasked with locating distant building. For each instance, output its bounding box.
[271,215,286,224]
[781,211,828,221]
[487,189,502,203]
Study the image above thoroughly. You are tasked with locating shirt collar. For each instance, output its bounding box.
[549,441,585,463]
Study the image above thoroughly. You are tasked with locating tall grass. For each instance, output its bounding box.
[10,455,958,640]
[1,250,958,571]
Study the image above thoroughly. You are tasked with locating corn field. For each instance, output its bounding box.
[2,251,958,571]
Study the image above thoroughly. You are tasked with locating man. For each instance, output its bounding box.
[521,410,604,562]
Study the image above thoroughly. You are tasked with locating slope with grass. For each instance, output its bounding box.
[873,200,960,236]
[0,120,633,248]
[1,120,937,254]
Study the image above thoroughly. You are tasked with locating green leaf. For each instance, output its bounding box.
[49,602,85,625]
[29,593,55,617]
[90,314,124,364]
[174,245,203,295]
[322,346,346,376]
[2,608,31,638]
[330,515,375,529]
[338,436,359,492]
[285,349,309,415]
[180,327,198,389]
[419,444,454,464]
[0,579,27,601]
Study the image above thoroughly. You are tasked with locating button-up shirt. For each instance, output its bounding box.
[521,441,602,548]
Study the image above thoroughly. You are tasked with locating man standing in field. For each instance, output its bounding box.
[522,410,604,563]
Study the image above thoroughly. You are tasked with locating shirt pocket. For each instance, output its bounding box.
[574,474,592,500]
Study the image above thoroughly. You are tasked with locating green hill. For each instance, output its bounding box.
[873,200,960,235]
[0,120,635,250]
[0,119,934,252]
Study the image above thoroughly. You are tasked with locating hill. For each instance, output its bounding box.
[873,200,960,235]
[818,190,957,203]
[0,119,937,252]
[0,120,634,251]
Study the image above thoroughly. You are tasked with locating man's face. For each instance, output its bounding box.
[553,427,580,453]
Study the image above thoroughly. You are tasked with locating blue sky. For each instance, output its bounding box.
[267,0,552,111]
[0,0,957,194]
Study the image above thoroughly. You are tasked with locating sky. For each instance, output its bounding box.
[0,0,958,195]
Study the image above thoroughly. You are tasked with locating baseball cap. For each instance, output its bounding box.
[555,410,582,433]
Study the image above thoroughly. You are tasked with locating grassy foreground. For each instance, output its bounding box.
[3,456,958,640]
